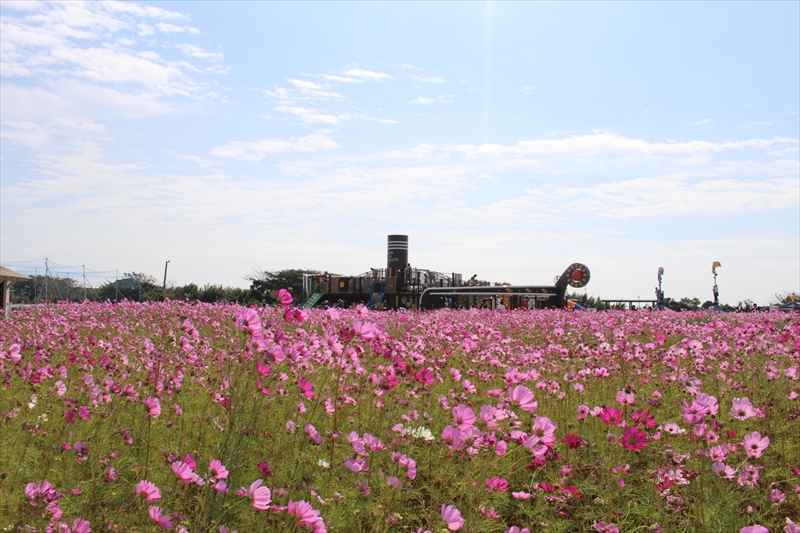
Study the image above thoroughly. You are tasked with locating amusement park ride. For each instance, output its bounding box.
[300,235,591,310]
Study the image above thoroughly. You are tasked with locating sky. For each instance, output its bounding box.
[1,0,798,305]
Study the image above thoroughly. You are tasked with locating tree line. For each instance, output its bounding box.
[10,269,794,310]
[9,269,320,306]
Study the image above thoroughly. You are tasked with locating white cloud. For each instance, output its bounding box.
[274,105,341,124]
[343,68,392,80]
[520,85,535,94]
[156,22,200,34]
[210,134,339,161]
[689,118,713,126]
[741,121,777,129]
[410,74,447,83]
[137,23,154,36]
[523,176,799,219]
[319,74,363,83]
[287,78,324,89]
[411,94,453,105]
[177,44,223,61]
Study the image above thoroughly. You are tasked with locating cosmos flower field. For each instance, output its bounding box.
[1,298,799,533]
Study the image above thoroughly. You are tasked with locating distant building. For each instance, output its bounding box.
[1,266,30,314]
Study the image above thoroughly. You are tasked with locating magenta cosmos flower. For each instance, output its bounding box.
[276,288,293,306]
[743,431,770,458]
[598,407,624,426]
[620,426,648,451]
[452,404,476,430]
[249,479,271,511]
[143,397,161,418]
[441,504,465,531]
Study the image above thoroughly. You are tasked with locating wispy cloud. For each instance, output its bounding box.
[689,118,714,126]
[274,106,341,124]
[520,85,535,94]
[210,134,338,161]
[741,120,778,129]
[410,74,447,83]
[156,22,201,34]
[343,68,392,80]
[411,94,454,105]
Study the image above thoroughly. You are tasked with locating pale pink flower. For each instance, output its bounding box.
[731,397,757,421]
[148,506,173,530]
[462,379,476,394]
[740,526,768,533]
[616,390,635,406]
[54,380,67,396]
[785,518,800,533]
[6,344,21,363]
[743,431,770,458]
[441,504,465,531]
[770,489,786,504]
[512,491,532,499]
[508,385,538,412]
[344,457,368,473]
[136,480,161,501]
[249,479,271,511]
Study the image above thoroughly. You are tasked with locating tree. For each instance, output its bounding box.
[97,272,159,302]
[773,291,799,305]
[664,297,701,312]
[246,268,321,305]
[10,275,90,303]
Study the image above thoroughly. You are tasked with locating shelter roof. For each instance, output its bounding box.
[0,266,31,281]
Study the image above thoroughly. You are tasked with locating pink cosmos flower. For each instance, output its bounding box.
[731,397,757,421]
[743,431,770,458]
[235,308,262,335]
[512,491,532,499]
[786,518,800,533]
[144,397,161,418]
[77,406,91,420]
[288,499,322,529]
[6,344,21,363]
[531,416,558,446]
[305,424,322,445]
[462,379,476,394]
[740,526,768,533]
[616,390,635,406]
[136,480,161,501]
[441,504,465,531]
[344,457,368,473]
[485,476,509,491]
[452,404,476,430]
[54,380,67,396]
[71,518,91,533]
[593,523,620,533]
[209,459,228,479]
[172,461,194,483]
[276,288,293,306]
[770,488,786,504]
[506,528,531,533]
[508,385,538,412]
[249,479,271,511]
[387,476,403,489]
[298,378,316,399]
[149,506,173,530]
[213,480,228,494]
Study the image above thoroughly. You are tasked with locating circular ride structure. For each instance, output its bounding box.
[300,235,591,311]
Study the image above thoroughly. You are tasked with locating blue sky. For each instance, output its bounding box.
[1,1,798,305]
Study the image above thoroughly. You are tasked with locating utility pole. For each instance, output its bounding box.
[163,260,170,290]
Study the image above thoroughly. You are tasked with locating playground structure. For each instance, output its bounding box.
[300,235,591,310]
